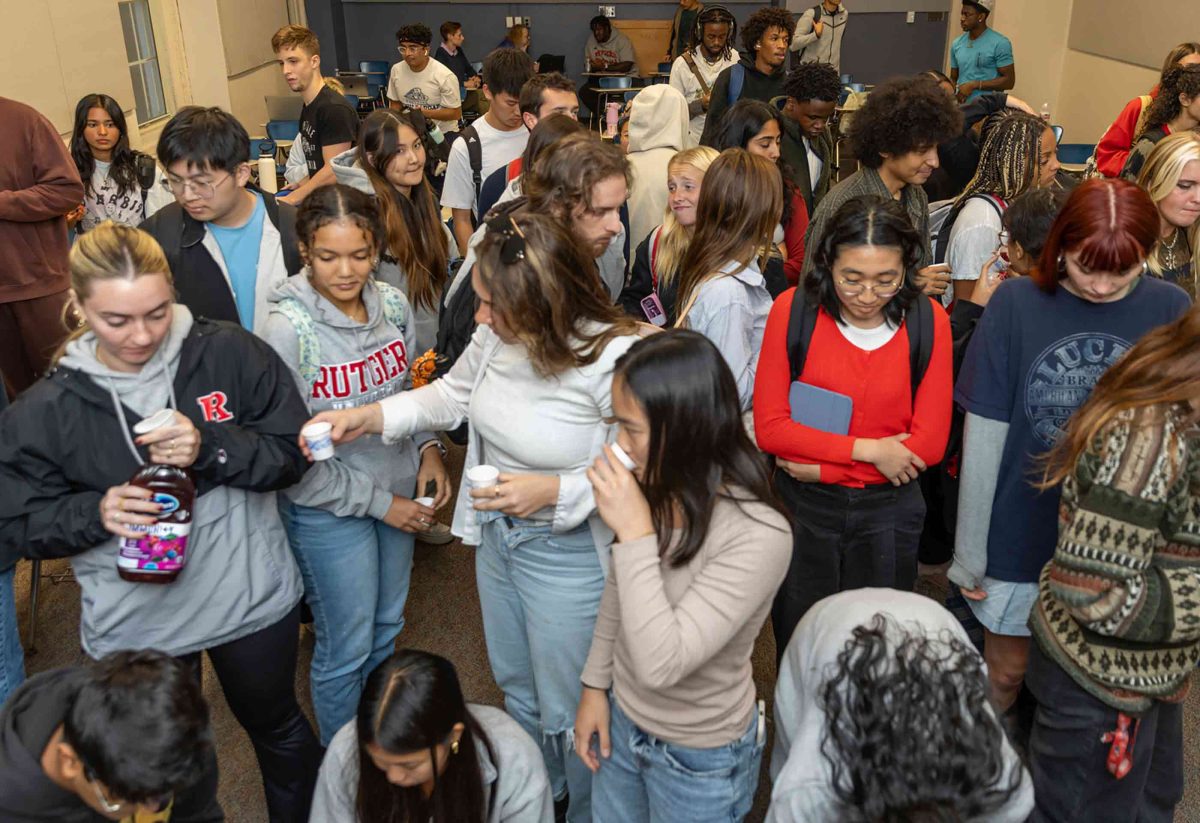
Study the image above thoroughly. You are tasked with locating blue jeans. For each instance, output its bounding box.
[0,565,23,703]
[278,501,415,745]
[594,698,763,823]
[476,517,605,823]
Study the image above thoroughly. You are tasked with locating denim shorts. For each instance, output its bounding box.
[967,577,1038,636]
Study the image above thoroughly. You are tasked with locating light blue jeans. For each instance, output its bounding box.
[476,517,605,823]
[278,501,415,745]
[0,565,23,704]
[594,698,764,823]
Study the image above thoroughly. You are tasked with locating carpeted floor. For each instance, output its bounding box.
[10,442,1200,821]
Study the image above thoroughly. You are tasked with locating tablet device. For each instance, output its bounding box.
[789,381,852,435]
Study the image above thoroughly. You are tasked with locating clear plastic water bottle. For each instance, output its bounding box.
[1040,102,1052,123]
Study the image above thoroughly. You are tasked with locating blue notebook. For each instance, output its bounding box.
[789,381,853,435]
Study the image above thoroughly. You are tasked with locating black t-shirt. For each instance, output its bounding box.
[299,86,359,177]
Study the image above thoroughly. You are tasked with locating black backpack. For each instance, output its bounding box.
[785,285,934,399]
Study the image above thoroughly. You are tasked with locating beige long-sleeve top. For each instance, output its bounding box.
[580,492,792,748]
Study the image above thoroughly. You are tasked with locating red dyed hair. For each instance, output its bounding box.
[1033,179,1159,293]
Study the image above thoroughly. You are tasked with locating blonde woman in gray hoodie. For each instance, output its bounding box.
[262,184,451,746]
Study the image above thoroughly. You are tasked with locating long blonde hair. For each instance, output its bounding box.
[53,221,174,364]
[674,149,781,325]
[1138,130,1200,290]
[654,146,719,287]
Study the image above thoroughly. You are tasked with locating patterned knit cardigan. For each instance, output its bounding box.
[1029,405,1200,713]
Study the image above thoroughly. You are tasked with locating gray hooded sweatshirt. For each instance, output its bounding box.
[330,149,455,354]
[56,305,303,658]
[263,274,436,520]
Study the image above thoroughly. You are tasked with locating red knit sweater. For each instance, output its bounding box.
[753,289,953,487]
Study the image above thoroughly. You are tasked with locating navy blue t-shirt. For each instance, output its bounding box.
[955,276,1190,582]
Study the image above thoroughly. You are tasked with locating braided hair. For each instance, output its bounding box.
[954,112,1048,207]
[1139,65,1200,140]
[692,5,737,62]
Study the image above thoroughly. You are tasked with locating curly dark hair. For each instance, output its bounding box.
[395,23,432,46]
[846,75,962,168]
[740,6,795,55]
[821,614,1025,823]
[785,61,841,104]
[1139,64,1200,140]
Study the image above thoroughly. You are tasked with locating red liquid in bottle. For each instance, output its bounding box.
[117,464,195,584]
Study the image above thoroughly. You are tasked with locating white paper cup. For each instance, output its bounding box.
[302,422,335,461]
[414,496,435,508]
[609,443,636,471]
[133,408,176,436]
[466,464,500,488]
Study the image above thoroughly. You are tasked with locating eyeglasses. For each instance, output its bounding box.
[397,44,427,55]
[166,172,235,200]
[835,278,900,298]
[998,230,1011,246]
[486,214,527,264]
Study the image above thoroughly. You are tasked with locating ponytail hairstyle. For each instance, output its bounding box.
[356,650,493,823]
[1041,305,1200,489]
[613,330,786,567]
[1138,64,1200,140]
[675,149,781,324]
[54,222,174,364]
[654,146,719,286]
[70,94,139,198]
[955,112,1050,206]
[295,183,385,266]
[1159,42,1200,82]
[356,110,449,312]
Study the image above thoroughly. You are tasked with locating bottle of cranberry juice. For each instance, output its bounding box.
[117,412,196,584]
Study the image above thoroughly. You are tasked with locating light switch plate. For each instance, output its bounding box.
[599,6,616,17]
[906,11,916,23]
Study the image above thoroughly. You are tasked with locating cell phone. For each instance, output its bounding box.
[640,293,667,326]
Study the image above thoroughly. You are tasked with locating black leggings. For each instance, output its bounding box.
[181,603,321,823]
[771,476,926,662]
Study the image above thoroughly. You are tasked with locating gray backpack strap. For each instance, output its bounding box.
[274,298,321,388]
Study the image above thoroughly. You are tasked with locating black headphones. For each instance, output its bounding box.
[692,5,737,54]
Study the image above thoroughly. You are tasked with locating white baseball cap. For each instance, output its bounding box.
[964,0,994,13]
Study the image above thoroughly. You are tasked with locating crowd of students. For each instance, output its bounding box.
[0,8,1199,823]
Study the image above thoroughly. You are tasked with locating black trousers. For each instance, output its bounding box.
[770,476,925,662]
[1026,642,1183,822]
[181,603,322,823]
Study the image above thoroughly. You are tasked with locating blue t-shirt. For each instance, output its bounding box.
[950,28,1014,101]
[955,276,1190,582]
[208,193,266,330]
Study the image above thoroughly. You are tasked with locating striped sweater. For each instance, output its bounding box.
[1030,405,1200,713]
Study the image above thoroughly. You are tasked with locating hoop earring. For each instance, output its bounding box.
[1057,254,1066,273]
[450,739,460,755]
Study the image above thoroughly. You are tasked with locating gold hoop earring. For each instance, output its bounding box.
[450,739,460,755]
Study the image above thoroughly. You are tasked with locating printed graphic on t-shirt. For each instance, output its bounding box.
[1024,332,1130,447]
[311,338,410,407]
[402,87,441,111]
[592,46,621,64]
[83,179,143,231]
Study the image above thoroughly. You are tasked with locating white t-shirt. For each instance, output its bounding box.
[947,196,1006,283]
[386,59,462,132]
[668,49,739,145]
[835,319,899,351]
[803,136,824,193]
[440,117,529,214]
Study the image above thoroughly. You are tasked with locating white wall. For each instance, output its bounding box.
[0,0,294,146]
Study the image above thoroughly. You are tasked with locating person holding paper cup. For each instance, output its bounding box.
[300,211,643,821]
[574,330,791,821]
[753,196,953,661]
[262,184,451,746]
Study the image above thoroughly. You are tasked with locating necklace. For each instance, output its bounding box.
[1161,228,1182,270]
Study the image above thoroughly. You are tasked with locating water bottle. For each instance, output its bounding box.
[1040,102,1051,123]
[606,102,620,138]
[258,149,277,194]
[426,119,445,145]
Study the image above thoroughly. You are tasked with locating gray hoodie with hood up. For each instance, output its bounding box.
[263,274,436,519]
[330,149,456,355]
[55,306,303,658]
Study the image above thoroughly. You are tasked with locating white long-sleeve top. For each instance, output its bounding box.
[379,323,638,559]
